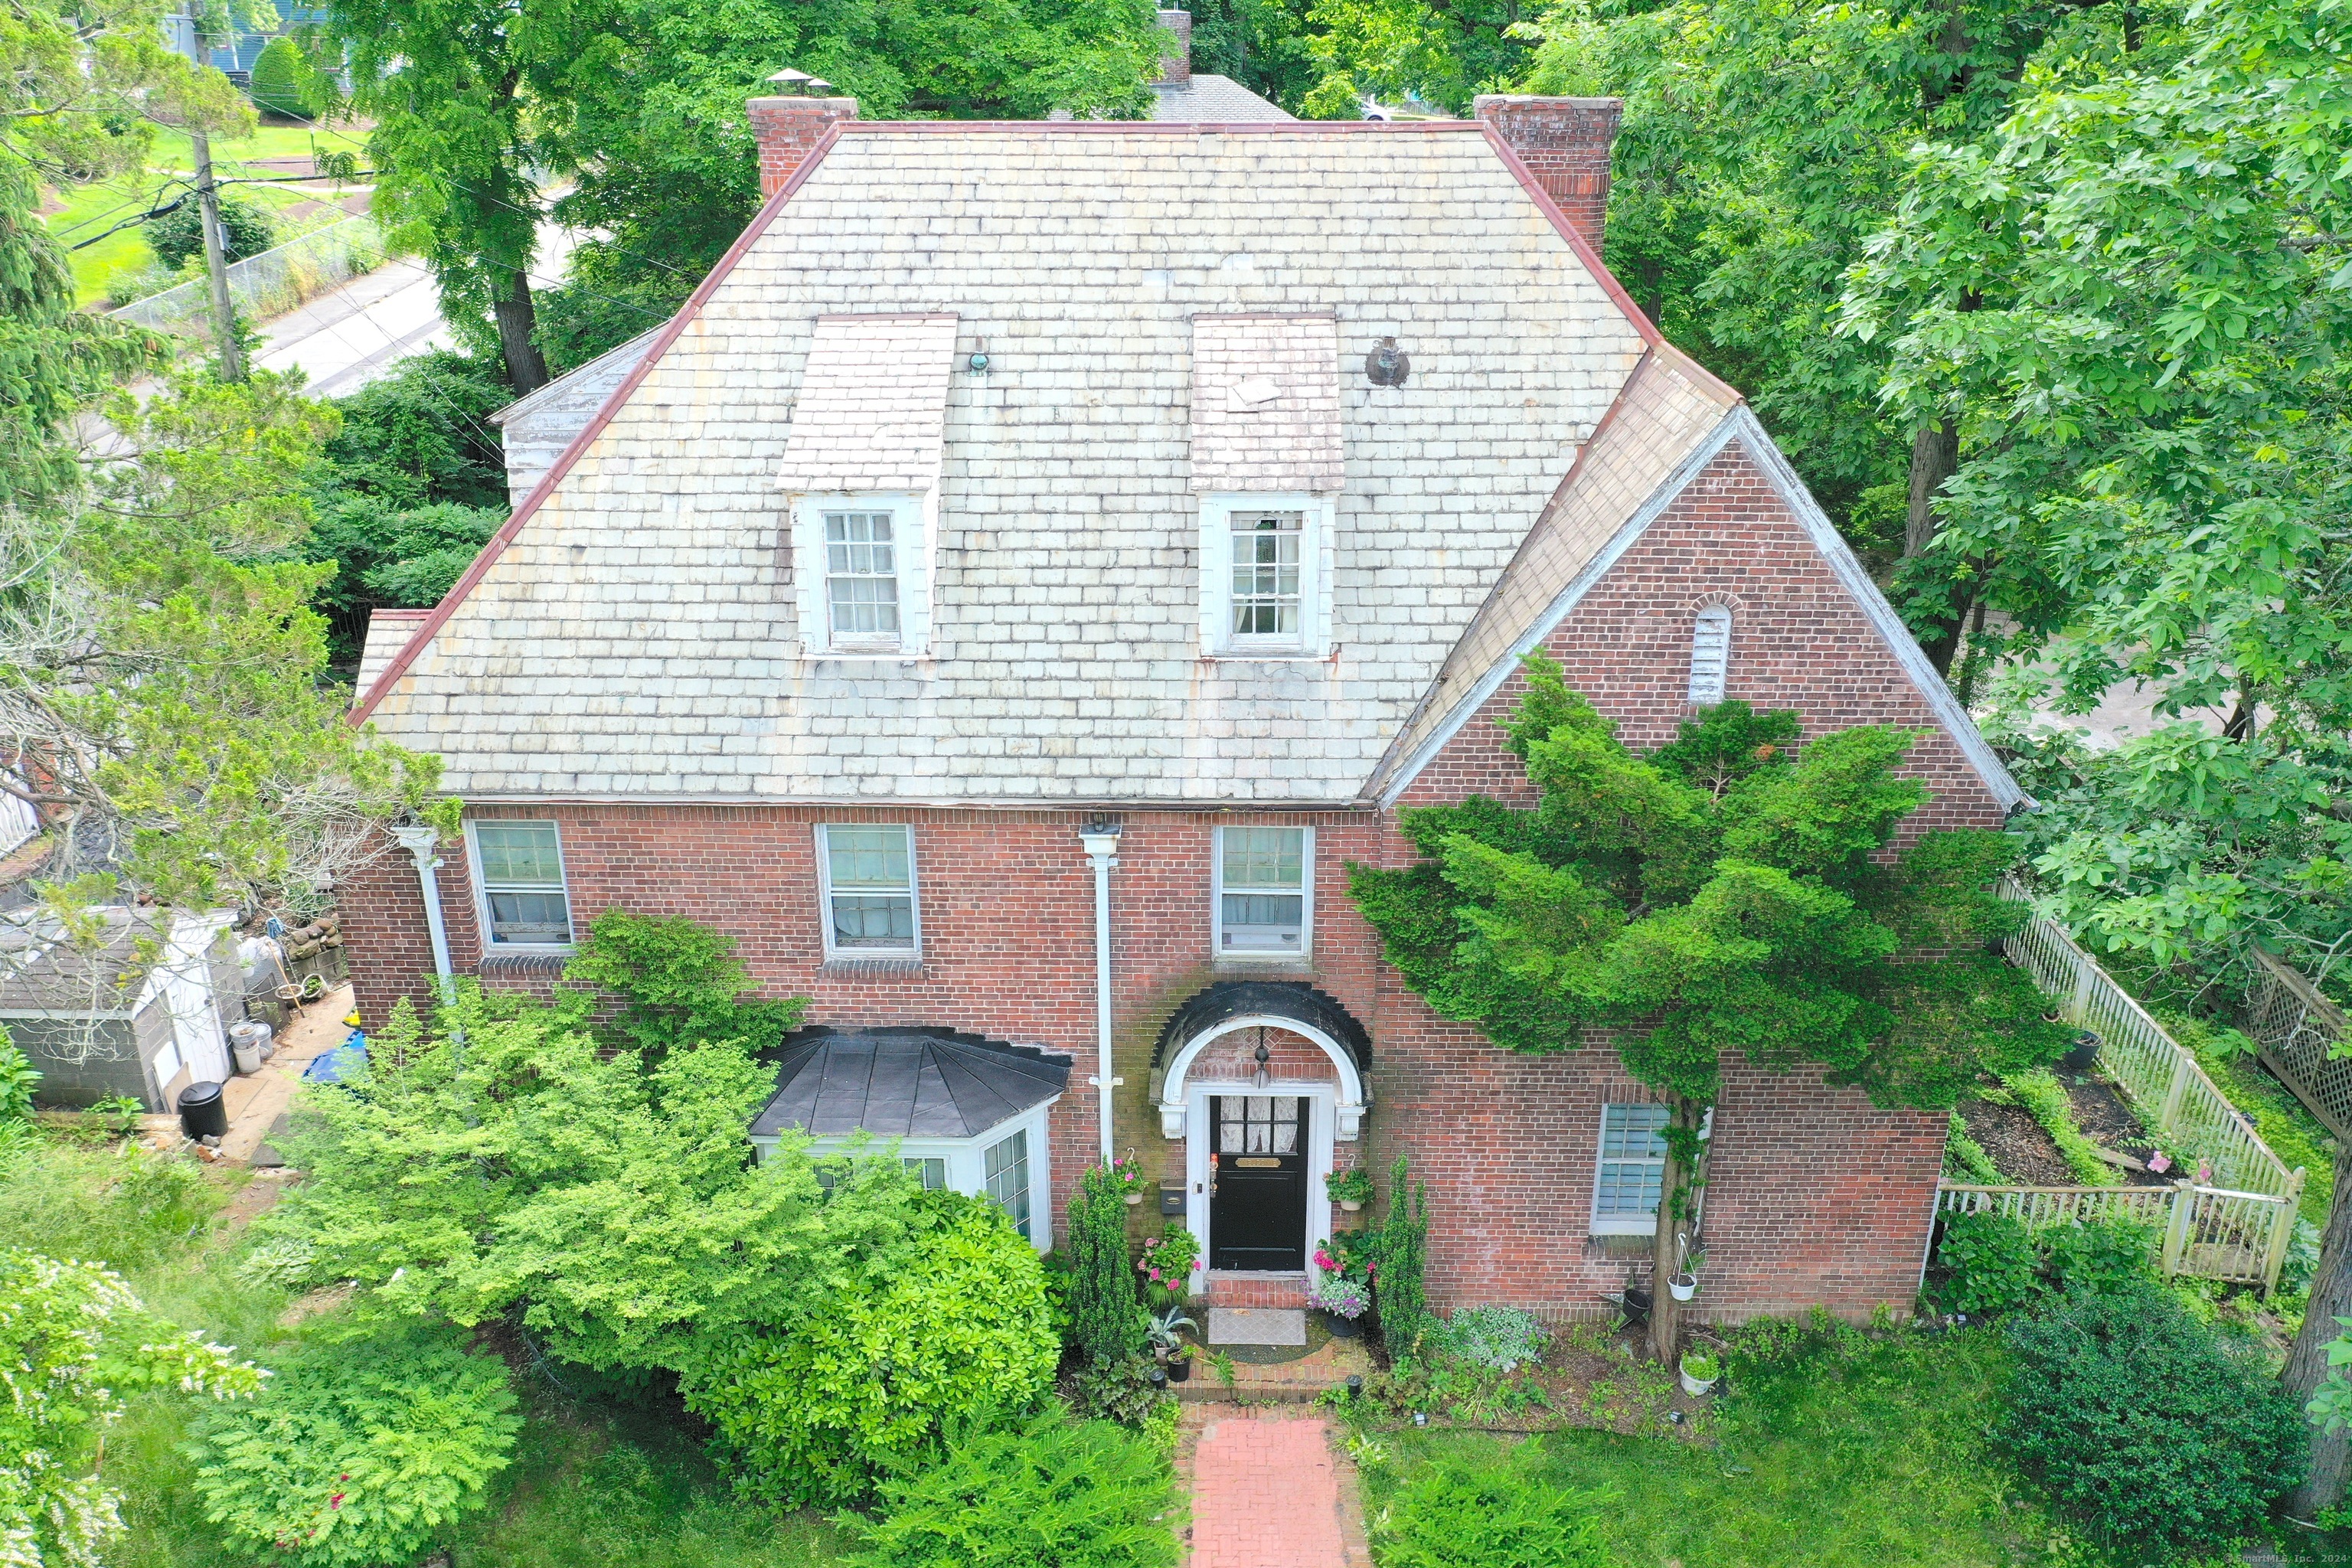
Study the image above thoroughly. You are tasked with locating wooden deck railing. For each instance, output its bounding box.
[1984,877,2303,1292]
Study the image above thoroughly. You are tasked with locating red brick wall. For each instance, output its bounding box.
[1473,95,1623,253]
[745,96,857,199]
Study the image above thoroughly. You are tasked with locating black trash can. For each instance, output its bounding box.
[178,1080,227,1140]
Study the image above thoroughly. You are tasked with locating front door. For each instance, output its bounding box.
[1208,1093,1308,1271]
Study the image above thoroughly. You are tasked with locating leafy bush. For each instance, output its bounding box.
[2043,1215,2154,1298]
[1071,1353,1174,1428]
[1435,1305,1548,1370]
[680,1191,1058,1507]
[0,1024,38,1122]
[2001,1282,2305,1553]
[148,191,277,271]
[190,1325,518,1568]
[1929,1210,2042,1315]
[320,350,511,510]
[1066,1163,1142,1366]
[841,1410,1179,1568]
[562,906,805,1057]
[249,35,310,119]
[1369,1448,1612,1568]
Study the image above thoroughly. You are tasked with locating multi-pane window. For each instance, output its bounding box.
[1687,605,1733,705]
[984,1128,1031,1240]
[904,1157,947,1191]
[820,825,918,954]
[825,511,901,644]
[475,822,572,946]
[1218,1094,1301,1154]
[1592,1102,1671,1234]
[1217,826,1308,954]
[1228,511,1304,642]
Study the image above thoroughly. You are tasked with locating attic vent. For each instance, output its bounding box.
[1687,605,1732,705]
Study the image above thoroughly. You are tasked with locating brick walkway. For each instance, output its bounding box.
[1185,1413,1361,1568]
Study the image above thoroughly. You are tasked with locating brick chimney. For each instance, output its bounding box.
[1156,8,1192,86]
[746,70,858,200]
[1473,96,1623,252]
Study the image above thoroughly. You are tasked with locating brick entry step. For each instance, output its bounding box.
[1201,1269,1308,1308]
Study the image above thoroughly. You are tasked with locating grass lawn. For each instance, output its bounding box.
[1,1133,844,1567]
[1359,1327,2104,1567]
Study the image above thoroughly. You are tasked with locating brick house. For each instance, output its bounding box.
[341,80,2024,1323]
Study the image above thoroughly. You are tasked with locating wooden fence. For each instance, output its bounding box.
[2242,947,2352,1142]
[1987,877,2302,1291]
[1937,1181,2298,1289]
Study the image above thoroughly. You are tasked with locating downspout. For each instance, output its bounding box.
[391,824,456,1004]
[1078,821,1124,1165]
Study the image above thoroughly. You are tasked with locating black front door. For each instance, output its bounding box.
[1209,1093,1308,1271]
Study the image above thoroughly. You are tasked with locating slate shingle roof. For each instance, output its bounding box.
[750,1027,1071,1139]
[357,123,1657,805]
[1148,74,1295,122]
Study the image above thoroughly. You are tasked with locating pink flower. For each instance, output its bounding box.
[329,1494,345,1510]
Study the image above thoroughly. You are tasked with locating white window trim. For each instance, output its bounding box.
[1211,824,1314,962]
[1688,604,1733,706]
[815,822,923,960]
[1197,492,1334,659]
[465,818,576,952]
[791,492,935,658]
[1589,1101,1669,1236]
[756,1099,1057,1252]
[1180,1078,1336,1297]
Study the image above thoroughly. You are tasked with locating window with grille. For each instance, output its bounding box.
[904,1157,947,1190]
[819,824,918,956]
[1688,605,1733,705]
[1216,825,1309,955]
[824,510,901,645]
[1218,1094,1302,1155]
[1229,510,1304,645]
[473,821,572,946]
[1592,1102,1670,1234]
[984,1128,1031,1240]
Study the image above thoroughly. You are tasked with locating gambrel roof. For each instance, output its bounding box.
[354,119,2018,811]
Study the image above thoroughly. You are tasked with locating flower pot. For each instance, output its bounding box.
[1341,1199,1362,1212]
[1168,1355,1191,1383]
[1323,1311,1363,1339]
[1668,1274,1698,1302]
[2062,1031,2100,1070]
[1679,1362,1719,1397]
[1124,1191,1144,1206]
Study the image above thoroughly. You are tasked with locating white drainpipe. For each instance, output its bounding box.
[1078,822,1123,1165]
[391,824,455,1001]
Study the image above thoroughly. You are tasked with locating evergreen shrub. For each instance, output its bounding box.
[681,1192,1058,1507]
[1065,1163,1142,1365]
[2001,1282,2305,1553]
[188,1326,519,1568]
[248,36,309,119]
[1370,1448,1612,1568]
[841,1410,1180,1568]
[148,193,276,271]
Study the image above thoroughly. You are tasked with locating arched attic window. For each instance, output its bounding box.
[1687,604,1733,706]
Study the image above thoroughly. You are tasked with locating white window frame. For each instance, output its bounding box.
[1198,493,1334,658]
[791,492,934,658]
[756,1100,1057,1252]
[815,823,922,960]
[1589,1101,1671,1236]
[1688,604,1733,706]
[1212,824,1314,961]
[466,818,576,952]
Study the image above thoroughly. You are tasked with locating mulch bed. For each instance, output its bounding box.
[1958,1098,2073,1185]
[2062,1073,2174,1186]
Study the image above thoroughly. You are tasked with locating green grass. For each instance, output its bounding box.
[1360,1328,2100,1568]
[2,1135,845,1568]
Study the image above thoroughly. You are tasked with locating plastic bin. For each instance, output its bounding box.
[178,1080,227,1140]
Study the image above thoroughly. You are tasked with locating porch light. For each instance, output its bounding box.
[1252,1037,1271,1089]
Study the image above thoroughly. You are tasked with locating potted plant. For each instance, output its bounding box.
[1141,1224,1198,1303]
[1667,1246,1703,1302]
[2062,1029,2101,1070]
[1308,1272,1370,1338]
[1112,1152,1148,1205]
[1325,1168,1374,1213]
[1679,1350,1720,1397]
[1147,1304,1197,1370]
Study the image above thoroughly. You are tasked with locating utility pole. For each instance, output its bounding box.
[171,8,243,379]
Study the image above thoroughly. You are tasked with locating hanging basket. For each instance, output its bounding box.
[1668,1273,1698,1302]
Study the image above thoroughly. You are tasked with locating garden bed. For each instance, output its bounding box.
[1956,1097,2073,1184]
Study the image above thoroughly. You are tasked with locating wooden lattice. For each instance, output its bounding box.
[2243,947,2352,1144]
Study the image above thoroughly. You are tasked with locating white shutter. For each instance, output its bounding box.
[1687,606,1733,705]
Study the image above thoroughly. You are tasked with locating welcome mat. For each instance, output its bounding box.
[1207,1307,1307,1348]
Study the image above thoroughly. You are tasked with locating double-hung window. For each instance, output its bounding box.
[824,509,901,646]
[1215,825,1311,956]
[1200,495,1328,657]
[818,824,920,957]
[472,821,573,948]
[1590,1102,1670,1235]
[1230,510,1304,643]
[984,1127,1032,1240]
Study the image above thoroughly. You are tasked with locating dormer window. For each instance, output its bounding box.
[792,494,931,656]
[1687,604,1732,705]
[1199,494,1332,658]
[824,510,901,645]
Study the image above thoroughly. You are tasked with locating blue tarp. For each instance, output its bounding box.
[302,1033,365,1084]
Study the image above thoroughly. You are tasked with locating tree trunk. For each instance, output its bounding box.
[1649,1096,1704,1364]
[2285,1148,2352,1520]
[1903,419,1973,675]
[492,267,550,394]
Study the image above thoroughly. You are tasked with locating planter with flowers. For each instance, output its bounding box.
[1308,1272,1370,1338]
[1140,1223,1199,1305]
[1112,1152,1148,1206]
[1325,1167,1374,1214]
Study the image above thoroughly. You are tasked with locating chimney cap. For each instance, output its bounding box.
[766,67,836,96]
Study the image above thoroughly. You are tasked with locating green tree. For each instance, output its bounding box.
[0,1248,263,1566]
[247,34,310,120]
[146,188,276,269]
[1064,1163,1143,1366]
[1348,657,2066,1358]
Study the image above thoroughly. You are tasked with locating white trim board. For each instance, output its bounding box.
[1377,408,2026,811]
